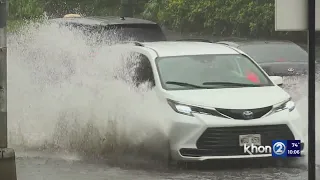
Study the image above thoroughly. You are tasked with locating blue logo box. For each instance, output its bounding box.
[287,140,301,157]
[272,140,287,157]
[272,140,301,157]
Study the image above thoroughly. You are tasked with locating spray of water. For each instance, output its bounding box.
[292,75,320,166]
[7,18,172,167]
[283,74,320,166]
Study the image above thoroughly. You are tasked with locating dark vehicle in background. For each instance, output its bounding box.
[216,40,308,76]
[50,14,167,42]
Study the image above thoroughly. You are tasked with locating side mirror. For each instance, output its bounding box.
[269,76,283,86]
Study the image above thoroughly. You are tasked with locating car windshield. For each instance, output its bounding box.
[238,43,308,63]
[156,54,273,90]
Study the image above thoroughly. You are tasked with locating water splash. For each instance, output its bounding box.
[7,18,172,166]
[295,81,320,165]
[283,74,320,166]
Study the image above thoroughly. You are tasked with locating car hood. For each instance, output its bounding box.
[164,86,290,109]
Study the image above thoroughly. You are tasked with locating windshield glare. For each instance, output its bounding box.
[238,44,308,63]
[156,54,273,90]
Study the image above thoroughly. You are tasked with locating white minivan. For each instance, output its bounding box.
[109,41,306,164]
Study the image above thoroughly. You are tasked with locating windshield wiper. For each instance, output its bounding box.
[166,81,206,88]
[202,82,264,87]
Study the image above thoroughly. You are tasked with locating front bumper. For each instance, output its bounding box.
[169,108,306,161]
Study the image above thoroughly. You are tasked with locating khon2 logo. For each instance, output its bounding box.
[243,140,301,157]
[272,141,286,156]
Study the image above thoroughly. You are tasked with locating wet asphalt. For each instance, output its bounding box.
[15,155,319,180]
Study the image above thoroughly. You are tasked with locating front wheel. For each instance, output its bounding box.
[167,143,185,168]
[167,143,177,168]
[167,145,193,169]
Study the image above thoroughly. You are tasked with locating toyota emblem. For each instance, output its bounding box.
[288,68,294,72]
[242,110,254,119]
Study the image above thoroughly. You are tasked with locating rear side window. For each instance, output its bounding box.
[238,43,308,63]
[104,24,166,42]
[56,22,98,38]
[55,22,166,42]
[114,52,155,88]
[133,53,156,87]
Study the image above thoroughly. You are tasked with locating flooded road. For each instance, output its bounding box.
[8,21,320,179]
[15,156,315,180]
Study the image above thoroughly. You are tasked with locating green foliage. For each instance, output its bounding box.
[9,0,44,19]
[39,0,148,17]
[7,20,25,32]
[41,0,121,17]
[143,0,276,37]
[9,0,136,19]
[7,0,306,39]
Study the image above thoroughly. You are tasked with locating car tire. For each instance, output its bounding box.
[167,142,176,168]
[167,142,185,168]
[168,155,188,169]
[167,151,175,167]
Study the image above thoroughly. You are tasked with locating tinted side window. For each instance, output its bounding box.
[132,53,155,87]
[59,23,99,38]
[105,24,166,42]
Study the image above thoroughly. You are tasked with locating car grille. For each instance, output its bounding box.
[215,106,272,120]
[192,124,295,156]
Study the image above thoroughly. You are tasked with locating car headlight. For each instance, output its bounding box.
[167,99,193,116]
[273,98,295,112]
[166,99,227,118]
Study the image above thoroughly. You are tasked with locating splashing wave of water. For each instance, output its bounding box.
[283,74,320,165]
[7,19,172,166]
